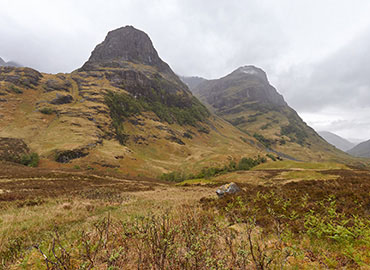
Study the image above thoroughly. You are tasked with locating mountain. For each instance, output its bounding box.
[318,131,355,151]
[180,76,207,90]
[189,65,351,162]
[347,139,370,158]
[0,26,264,176]
[0,57,21,67]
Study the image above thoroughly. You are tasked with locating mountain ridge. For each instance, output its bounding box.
[318,131,355,152]
[184,66,354,162]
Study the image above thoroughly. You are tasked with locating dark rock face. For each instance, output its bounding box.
[55,149,88,163]
[50,93,73,105]
[44,79,71,92]
[81,26,171,73]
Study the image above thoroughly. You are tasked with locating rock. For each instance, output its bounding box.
[44,79,71,92]
[55,149,89,163]
[50,93,73,105]
[81,25,172,73]
[216,182,241,198]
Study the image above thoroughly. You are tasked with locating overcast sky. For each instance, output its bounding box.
[1,0,370,141]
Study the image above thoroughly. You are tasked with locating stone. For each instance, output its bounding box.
[216,182,241,198]
[50,93,73,105]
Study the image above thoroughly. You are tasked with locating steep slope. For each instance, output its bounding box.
[347,140,370,157]
[190,66,352,162]
[0,26,264,176]
[318,131,355,151]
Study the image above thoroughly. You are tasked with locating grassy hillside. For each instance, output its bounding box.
[0,65,265,177]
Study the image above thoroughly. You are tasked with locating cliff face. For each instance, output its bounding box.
[82,26,171,73]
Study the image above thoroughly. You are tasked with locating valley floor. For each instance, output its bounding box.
[0,161,369,269]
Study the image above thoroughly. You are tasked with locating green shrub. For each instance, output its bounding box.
[104,91,209,145]
[266,153,277,161]
[39,107,55,115]
[20,153,39,167]
[253,133,274,148]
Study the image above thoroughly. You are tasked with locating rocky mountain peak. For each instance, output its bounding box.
[233,65,268,82]
[82,26,170,72]
[0,57,5,66]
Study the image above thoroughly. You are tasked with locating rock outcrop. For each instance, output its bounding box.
[81,26,172,74]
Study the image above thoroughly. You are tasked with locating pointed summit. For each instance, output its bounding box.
[81,26,171,72]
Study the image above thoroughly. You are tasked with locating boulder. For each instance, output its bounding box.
[216,182,241,198]
[50,93,73,105]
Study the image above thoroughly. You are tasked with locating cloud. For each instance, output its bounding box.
[1,0,370,139]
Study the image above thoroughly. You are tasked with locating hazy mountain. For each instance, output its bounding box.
[0,57,22,67]
[347,139,370,158]
[318,131,355,151]
[180,76,207,90]
[189,65,350,162]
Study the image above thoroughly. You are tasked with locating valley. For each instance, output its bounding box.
[0,25,369,269]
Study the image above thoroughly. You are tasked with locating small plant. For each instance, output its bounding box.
[20,153,39,167]
[266,153,277,161]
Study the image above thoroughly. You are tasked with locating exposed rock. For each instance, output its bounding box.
[81,26,172,73]
[0,67,42,88]
[166,135,185,145]
[216,182,241,198]
[0,137,30,163]
[55,149,89,163]
[50,93,73,105]
[44,79,71,92]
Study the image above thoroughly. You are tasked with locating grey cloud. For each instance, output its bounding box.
[277,29,370,112]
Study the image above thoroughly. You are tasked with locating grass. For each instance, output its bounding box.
[252,160,349,170]
[1,165,370,269]
[176,178,217,186]
[278,170,338,181]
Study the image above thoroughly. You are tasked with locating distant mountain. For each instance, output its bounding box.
[318,131,355,151]
[180,76,207,90]
[0,56,22,67]
[347,139,370,158]
[189,65,351,162]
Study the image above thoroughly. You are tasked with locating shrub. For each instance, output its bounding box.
[253,133,274,148]
[20,153,39,167]
[266,153,277,161]
[39,107,55,115]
